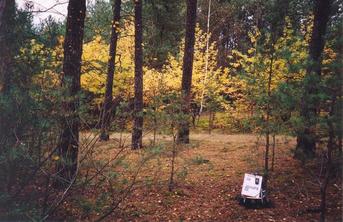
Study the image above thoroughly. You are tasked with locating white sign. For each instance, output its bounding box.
[241,173,263,199]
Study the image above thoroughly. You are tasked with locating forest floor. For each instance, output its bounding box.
[69,132,342,222]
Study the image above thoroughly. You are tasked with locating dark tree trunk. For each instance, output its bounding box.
[335,25,343,156]
[208,111,215,135]
[0,0,15,94]
[168,135,177,192]
[296,0,332,158]
[270,0,290,40]
[56,0,86,183]
[319,97,335,222]
[271,134,276,171]
[132,0,143,149]
[0,0,16,192]
[99,0,122,141]
[177,0,197,144]
[264,52,274,190]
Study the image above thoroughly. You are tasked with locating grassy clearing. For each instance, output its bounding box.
[61,133,342,221]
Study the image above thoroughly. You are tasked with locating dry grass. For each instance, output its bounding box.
[67,132,341,222]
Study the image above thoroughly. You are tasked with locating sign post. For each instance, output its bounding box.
[241,173,263,199]
[239,173,270,207]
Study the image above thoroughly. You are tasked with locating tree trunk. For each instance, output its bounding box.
[320,97,335,222]
[296,0,332,158]
[336,25,343,156]
[177,0,197,144]
[264,50,274,189]
[132,0,143,149]
[270,0,290,40]
[208,111,215,135]
[0,0,14,131]
[100,0,122,141]
[0,0,16,192]
[0,0,15,94]
[168,134,177,192]
[56,0,86,183]
[271,134,276,171]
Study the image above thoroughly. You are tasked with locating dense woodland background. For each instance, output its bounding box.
[0,0,342,221]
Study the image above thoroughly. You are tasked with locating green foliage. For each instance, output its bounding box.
[176,166,189,181]
[36,16,65,48]
[143,0,185,68]
[84,0,113,42]
[191,155,210,165]
[228,17,309,135]
[0,0,341,220]
[0,5,74,220]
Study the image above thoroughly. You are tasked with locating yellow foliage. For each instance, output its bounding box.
[160,25,229,110]
[22,37,63,90]
[81,21,135,104]
[228,17,309,118]
[82,36,109,95]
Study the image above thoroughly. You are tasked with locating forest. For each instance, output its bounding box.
[0,0,342,221]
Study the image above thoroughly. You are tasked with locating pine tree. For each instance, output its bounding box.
[0,0,15,94]
[132,0,144,149]
[295,0,333,158]
[0,0,17,192]
[143,0,185,68]
[177,0,197,144]
[100,0,122,141]
[56,0,86,182]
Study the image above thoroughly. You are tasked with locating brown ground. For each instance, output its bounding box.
[71,133,342,222]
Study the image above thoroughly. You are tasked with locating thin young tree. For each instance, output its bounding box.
[56,0,86,182]
[263,46,275,190]
[319,98,335,222]
[296,0,333,158]
[177,0,197,144]
[132,0,143,149]
[99,0,122,141]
